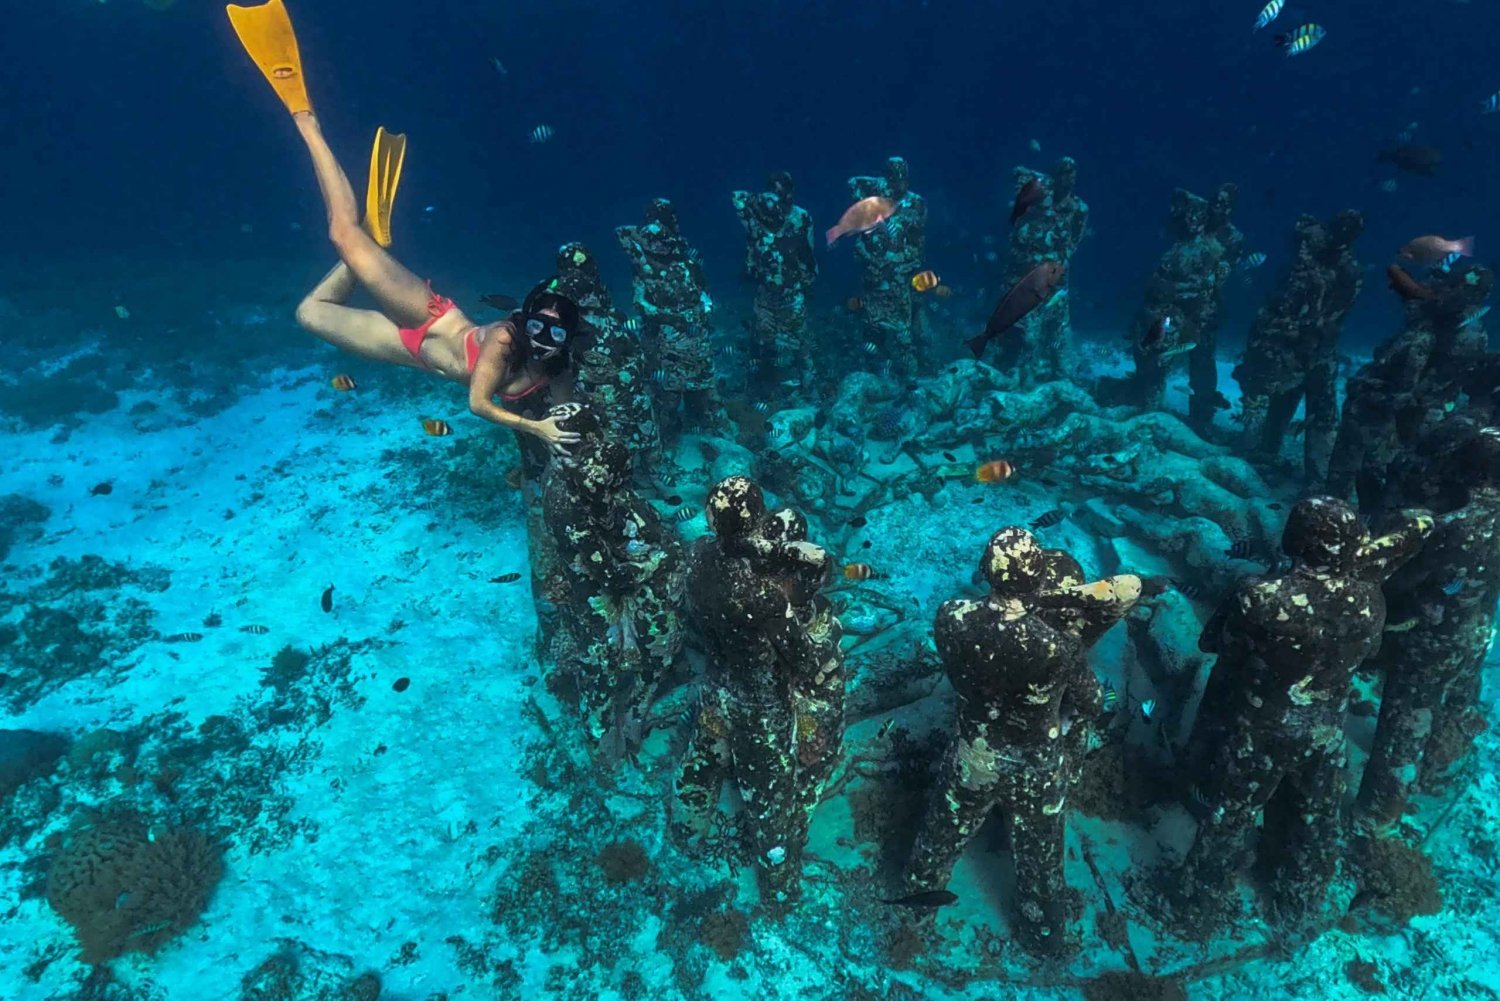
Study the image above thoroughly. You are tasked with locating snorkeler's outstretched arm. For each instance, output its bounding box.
[468,332,531,431]
[467,331,582,455]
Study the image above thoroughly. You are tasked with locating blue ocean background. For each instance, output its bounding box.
[5,0,1496,345]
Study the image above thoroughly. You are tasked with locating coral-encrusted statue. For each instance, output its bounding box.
[540,403,685,759]
[1181,498,1430,929]
[1099,184,1243,431]
[906,527,1139,955]
[615,198,723,436]
[672,476,837,909]
[553,241,661,478]
[849,157,928,380]
[1327,261,1495,504]
[732,171,819,400]
[1358,427,1500,829]
[1234,210,1364,481]
[990,158,1089,386]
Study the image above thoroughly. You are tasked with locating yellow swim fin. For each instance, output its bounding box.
[225,0,311,115]
[364,127,407,248]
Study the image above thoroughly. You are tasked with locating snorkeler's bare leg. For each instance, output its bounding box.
[292,112,433,326]
[294,262,421,368]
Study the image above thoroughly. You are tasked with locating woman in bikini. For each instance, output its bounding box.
[226,0,581,457]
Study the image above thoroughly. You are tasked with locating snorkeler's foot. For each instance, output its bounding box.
[363,126,407,248]
[226,0,312,115]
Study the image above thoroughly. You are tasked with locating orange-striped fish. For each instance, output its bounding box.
[331,374,357,391]
[975,460,1015,484]
[934,284,953,299]
[846,296,864,312]
[911,270,940,293]
[422,419,453,437]
[843,563,875,581]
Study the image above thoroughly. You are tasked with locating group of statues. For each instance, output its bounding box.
[508,155,1498,961]
[532,381,1500,951]
[570,157,932,448]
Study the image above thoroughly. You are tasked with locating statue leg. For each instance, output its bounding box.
[1357,649,1438,831]
[1008,749,1075,956]
[905,735,1001,892]
[1303,361,1340,484]
[1262,733,1347,930]
[672,687,732,850]
[725,694,803,906]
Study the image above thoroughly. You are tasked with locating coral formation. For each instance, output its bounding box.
[46,817,224,964]
[1346,835,1443,933]
[0,729,70,801]
[0,555,163,713]
[0,493,49,562]
[597,840,651,885]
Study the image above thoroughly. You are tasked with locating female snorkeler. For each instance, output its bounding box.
[225,0,581,457]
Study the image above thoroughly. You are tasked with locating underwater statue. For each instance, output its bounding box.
[615,198,723,436]
[1181,497,1431,930]
[1099,184,1243,431]
[848,157,928,380]
[1234,210,1365,481]
[1327,260,1495,505]
[732,171,819,400]
[989,158,1089,386]
[552,241,663,479]
[539,403,686,759]
[761,506,846,854]
[905,527,1141,956]
[1357,426,1500,830]
[672,476,838,909]
[1036,546,1142,783]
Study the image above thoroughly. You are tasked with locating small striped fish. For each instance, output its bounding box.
[674,507,696,523]
[528,124,554,144]
[1253,0,1283,31]
[1226,539,1256,560]
[239,625,270,635]
[1281,23,1325,57]
[165,632,203,643]
[1482,92,1499,115]
[1030,508,1065,530]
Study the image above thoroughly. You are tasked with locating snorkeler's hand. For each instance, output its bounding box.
[530,416,582,456]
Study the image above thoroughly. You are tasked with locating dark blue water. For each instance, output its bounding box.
[4,0,1497,347]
